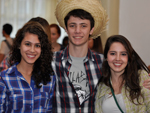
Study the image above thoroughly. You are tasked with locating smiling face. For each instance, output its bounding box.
[107,42,128,75]
[19,32,41,66]
[66,16,94,48]
[50,27,60,44]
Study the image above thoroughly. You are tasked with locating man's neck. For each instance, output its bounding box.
[69,45,88,57]
[4,35,11,39]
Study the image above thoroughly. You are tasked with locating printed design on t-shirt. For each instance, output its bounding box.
[69,71,89,104]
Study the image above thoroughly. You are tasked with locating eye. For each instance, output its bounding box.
[81,25,87,28]
[35,44,41,48]
[52,33,56,36]
[110,52,115,55]
[69,24,75,28]
[121,53,127,56]
[25,42,31,46]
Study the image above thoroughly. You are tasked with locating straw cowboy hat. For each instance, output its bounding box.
[55,0,108,39]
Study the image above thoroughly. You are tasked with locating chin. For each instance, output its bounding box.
[26,61,35,65]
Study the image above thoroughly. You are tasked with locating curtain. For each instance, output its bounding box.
[0,0,58,43]
[100,0,119,49]
[0,0,120,46]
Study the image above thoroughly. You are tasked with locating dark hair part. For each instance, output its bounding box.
[9,21,53,88]
[91,36,103,54]
[49,23,61,35]
[102,35,149,104]
[3,23,13,35]
[28,17,51,41]
[62,36,69,47]
[64,9,94,30]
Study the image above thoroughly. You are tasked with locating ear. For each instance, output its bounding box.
[65,27,68,34]
[90,27,94,35]
[2,30,5,35]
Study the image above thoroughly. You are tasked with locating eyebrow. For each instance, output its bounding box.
[109,51,127,53]
[69,23,87,25]
[24,41,41,44]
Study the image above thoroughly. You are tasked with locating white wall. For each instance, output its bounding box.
[57,26,68,44]
[119,0,150,66]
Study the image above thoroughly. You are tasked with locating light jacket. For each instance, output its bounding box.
[95,70,150,113]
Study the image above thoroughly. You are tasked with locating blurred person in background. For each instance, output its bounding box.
[88,36,103,54]
[0,23,13,71]
[62,36,69,48]
[49,23,65,52]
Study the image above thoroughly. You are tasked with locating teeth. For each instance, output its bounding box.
[75,37,81,39]
[27,55,35,58]
[114,63,121,66]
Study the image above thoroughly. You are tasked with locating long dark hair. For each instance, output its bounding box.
[9,21,53,88]
[28,17,51,42]
[102,35,149,104]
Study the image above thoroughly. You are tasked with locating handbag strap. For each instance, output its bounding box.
[109,79,124,113]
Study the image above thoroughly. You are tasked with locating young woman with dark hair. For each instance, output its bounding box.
[0,21,55,113]
[96,35,150,113]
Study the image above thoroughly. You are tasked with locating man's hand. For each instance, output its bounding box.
[143,74,150,90]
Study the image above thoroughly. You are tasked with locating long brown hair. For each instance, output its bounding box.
[28,17,51,42]
[102,35,149,104]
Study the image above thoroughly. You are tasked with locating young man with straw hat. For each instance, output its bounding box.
[51,0,107,112]
[52,0,150,113]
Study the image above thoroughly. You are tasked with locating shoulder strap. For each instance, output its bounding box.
[4,40,11,49]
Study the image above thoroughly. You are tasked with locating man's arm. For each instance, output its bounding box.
[0,41,6,63]
[0,54,5,63]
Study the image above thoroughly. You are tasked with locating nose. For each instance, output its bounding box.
[116,54,121,60]
[30,45,35,52]
[75,26,81,33]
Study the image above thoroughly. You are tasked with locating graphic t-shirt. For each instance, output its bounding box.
[69,55,90,104]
